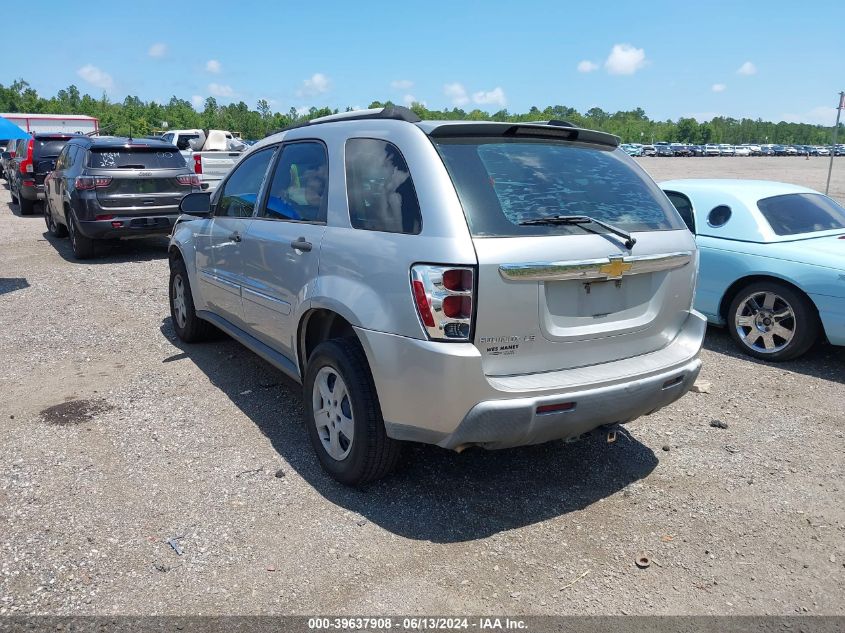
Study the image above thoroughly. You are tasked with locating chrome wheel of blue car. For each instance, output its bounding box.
[728,281,820,362]
[734,290,796,354]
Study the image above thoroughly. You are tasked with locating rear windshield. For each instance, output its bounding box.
[87,148,186,169]
[433,138,685,237]
[757,193,845,235]
[33,138,71,159]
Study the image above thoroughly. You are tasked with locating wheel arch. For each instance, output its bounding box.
[297,308,361,378]
[718,274,821,323]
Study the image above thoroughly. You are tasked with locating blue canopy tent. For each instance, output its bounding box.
[0,116,30,143]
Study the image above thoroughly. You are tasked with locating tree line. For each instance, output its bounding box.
[0,79,838,145]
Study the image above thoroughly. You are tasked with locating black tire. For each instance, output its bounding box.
[168,256,215,343]
[19,195,35,215]
[304,338,401,486]
[67,209,96,259]
[727,281,820,361]
[44,199,67,237]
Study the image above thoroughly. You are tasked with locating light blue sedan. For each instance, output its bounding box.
[660,179,845,361]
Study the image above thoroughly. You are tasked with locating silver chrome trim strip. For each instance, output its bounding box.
[498,251,693,282]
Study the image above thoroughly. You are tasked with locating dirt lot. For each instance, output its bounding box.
[0,158,843,616]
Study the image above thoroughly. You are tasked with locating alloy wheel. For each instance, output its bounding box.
[734,290,796,354]
[172,274,188,330]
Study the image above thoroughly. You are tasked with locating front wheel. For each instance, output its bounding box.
[44,199,67,237]
[727,281,820,361]
[304,338,401,486]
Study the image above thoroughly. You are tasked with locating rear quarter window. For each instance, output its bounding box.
[434,138,685,237]
[757,193,845,235]
[88,148,187,169]
[345,138,422,234]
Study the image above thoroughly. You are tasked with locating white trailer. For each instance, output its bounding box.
[0,113,99,135]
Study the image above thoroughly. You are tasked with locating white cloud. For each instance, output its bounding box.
[737,61,757,76]
[148,43,167,58]
[77,64,113,90]
[191,95,205,109]
[208,83,234,97]
[205,59,221,74]
[443,82,469,107]
[604,44,647,75]
[781,106,837,125]
[391,79,414,91]
[295,106,310,117]
[712,83,727,93]
[577,60,599,73]
[402,94,424,107]
[472,87,507,107]
[296,73,331,98]
[683,111,721,122]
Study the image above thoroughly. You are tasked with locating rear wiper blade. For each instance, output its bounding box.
[519,215,637,249]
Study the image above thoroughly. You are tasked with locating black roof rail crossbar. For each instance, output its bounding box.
[426,122,620,148]
[266,105,421,137]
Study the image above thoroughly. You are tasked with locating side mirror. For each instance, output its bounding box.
[180,191,212,216]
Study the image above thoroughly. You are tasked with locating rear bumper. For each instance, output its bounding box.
[355,310,707,450]
[813,293,845,346]
[19,184,44,201]
[77,214,180,240]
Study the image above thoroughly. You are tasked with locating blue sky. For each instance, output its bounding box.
[5,0,843,124]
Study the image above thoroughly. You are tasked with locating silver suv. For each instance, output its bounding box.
[168,107,705,485]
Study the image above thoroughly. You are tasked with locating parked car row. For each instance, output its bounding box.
[622,142,843,157]
[4,107,844,486]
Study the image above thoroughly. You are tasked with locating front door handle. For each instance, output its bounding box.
[290,237,312,252]
[228,232,241,242]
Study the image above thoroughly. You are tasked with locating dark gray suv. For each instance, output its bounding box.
[43,136,200,258]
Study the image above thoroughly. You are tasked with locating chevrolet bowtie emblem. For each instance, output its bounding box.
[598,257,633,279]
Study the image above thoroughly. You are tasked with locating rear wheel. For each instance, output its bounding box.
[67,210,95,259]
[169,257,215,342]
[728,281,819,361]
[304,338,401,486]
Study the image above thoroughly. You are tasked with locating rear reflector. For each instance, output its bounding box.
[95,214,115,221]
[536,402,576,415]
[111,221,124,228]
[22,179,35,187]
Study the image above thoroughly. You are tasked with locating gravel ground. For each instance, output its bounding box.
[0,158,843,616]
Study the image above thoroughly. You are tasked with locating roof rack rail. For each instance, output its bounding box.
[266,105,422,137]
[546,119,576,128]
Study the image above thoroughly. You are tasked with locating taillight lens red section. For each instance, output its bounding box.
[411,265,475,341]
[412,280,436,327]
[193,154,202,174]
[177,174,201,187]
[19,139,33,174]
[95,214,115,221]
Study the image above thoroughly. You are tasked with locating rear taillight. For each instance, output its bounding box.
[410,265,474,341]
[193,154,202,174]
[75,176,112,190]
[177,174,201,187]
[19,139,33,174]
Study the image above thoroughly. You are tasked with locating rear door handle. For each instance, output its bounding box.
[290,237,312,252]
[228,232,242,242]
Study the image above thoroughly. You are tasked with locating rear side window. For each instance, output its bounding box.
[434,138,685,237]
[33,138,70,159]
[87,148,187,169]
[757,193,845,235]
[345,138,422,234]
[664,191,695,232]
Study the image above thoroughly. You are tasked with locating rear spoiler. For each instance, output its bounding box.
[426,122,620,148]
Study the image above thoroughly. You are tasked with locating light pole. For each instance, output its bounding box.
[825,91,844,195]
